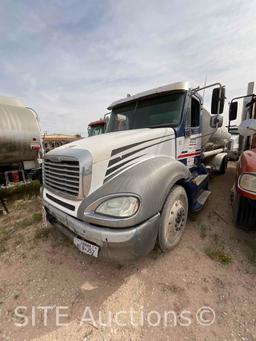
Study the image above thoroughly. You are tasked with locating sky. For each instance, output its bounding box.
[1,0,256,135]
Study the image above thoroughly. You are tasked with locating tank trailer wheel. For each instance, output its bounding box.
[219,156,228,175]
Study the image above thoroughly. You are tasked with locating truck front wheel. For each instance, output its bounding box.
[158,185,188,252]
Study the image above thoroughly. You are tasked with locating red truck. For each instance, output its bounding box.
[88,119,106,137]
[229,90,256,228]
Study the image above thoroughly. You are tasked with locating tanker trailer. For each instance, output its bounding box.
[0,96,42,186]
[200,107,231,174]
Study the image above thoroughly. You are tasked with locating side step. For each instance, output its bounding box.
[192,174,208,186]
[196,190,211,206]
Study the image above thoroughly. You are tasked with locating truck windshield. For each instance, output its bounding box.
[88,125,105,136]
[106,92,185,132]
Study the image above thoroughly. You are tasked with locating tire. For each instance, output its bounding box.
[158,185,188,252]
[232,192,240,228]
[219,156,228,175]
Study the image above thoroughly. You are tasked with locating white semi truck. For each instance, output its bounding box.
[43,82,228,262]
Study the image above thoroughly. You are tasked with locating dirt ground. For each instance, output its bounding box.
[0,162,256,341]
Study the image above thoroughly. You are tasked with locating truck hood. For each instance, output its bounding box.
[239,148,256,173]
[54,128,175,163]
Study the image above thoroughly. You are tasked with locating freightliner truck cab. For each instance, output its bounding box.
[43,81,226,262]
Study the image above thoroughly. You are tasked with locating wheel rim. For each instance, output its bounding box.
[166,199,186,245]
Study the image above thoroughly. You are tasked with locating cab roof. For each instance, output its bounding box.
[0,96,25,107]
[108,81,190,110]
[88,119,105,127]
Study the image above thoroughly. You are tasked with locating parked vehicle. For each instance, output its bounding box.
[43,134,81,153]
[88,114,111,137]
[229,90,256,228]
[88,119,106,136]
[43,81,227,262]
[0,96,42,186]
[228,126,240,160]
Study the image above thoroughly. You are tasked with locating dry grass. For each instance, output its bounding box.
[199,224,207,239]
[245,240,256,265]
[0,243,7,254]
[32,212,42,223]
[14,217,33,229]
[34,227,51,241]
[205,246,232,265]
[0,180,41,199]
[0,194,43,257]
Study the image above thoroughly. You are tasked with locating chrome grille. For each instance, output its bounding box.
[44,159,80,197]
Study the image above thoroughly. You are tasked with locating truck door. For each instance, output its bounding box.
[177,96,202,168]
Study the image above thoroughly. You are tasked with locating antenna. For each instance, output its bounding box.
[203,74,207,101]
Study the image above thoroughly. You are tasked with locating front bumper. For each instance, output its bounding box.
[43,200,160,263]
[233,191,256,229]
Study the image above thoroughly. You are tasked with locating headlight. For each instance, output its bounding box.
[239,173,256,193]
[95,196,139,218]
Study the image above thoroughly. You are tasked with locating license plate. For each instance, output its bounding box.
[73,237,99,258]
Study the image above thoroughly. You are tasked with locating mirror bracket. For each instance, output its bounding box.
[210,115,223,128]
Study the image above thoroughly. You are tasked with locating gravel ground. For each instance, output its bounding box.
[0,162,256,341]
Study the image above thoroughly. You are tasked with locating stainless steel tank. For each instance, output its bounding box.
[0,96,41,166]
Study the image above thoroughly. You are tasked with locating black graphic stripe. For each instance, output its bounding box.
[109,156,126,167]
[110,134,171,157]
[104,137,174,183]
[104,161,140,183]
[106,154,145,177]
[109,137,174,167]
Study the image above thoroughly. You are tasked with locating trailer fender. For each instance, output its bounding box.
[210,152,228,174]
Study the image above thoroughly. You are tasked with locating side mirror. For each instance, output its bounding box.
[229,102,238,121]
[211,87,225,115]
[104,113,111,132]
